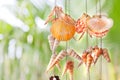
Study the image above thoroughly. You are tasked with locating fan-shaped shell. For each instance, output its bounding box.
[75,13,90,33]
[51,19,75,41]
[87,15,113,37]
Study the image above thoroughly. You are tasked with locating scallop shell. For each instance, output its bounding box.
[87,15,113,37]
[51,19,75,41]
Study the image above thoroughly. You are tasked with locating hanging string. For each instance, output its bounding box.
[99,0,101,17]
[99,0,102,80]
[65,0,68,80]
[95,0,98,46]
[65,0,68,14]
[85,0,89,49]
[96,0,98,15]
[68,0,70,15]
[85,0,90,80]
[53,0,57,75]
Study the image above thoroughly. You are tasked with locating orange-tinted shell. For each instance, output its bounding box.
[51,19,75,41]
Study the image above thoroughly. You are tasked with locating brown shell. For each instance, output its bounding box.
[75,13,90,33]
[51,19,75,41]
[62,61,74,80]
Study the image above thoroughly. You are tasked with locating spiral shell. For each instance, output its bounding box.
[48,35,60,52]
[46,50,67,72]
[46,53,61,72]
[67,49,82,67]
[48,35,55,51]
[102,48,111,62]
[92,46,103,64]
[86,53,93,71]
[81,51,88,64]
[62,61,74,80]
[67,49,82,61]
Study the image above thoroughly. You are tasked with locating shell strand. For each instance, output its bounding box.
[53,39,60,53]
[46,53,61,72]
[62,61,74,80]
[102,48,111,62]
[67,49,82,61]
[67,49,82,67]
[46,50,67,72]
[86,53,93,72]
[48,35,55,51]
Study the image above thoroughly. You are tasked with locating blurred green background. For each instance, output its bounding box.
[0,0,120,80]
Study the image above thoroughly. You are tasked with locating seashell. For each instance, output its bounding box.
[102,48,111,62]
[48,35,60,53]
[48,34,55,51]
[45,6,76,41]
[67,49,82,67]
[52,39,60,53]
[81,51,89,65]
[62,61,74,80]
[87,15,113,37]
[92,46,103,64]
[46,50,67,72]
[51,19,75,41]
[75,13,90,33]
[46,53,61,72]
[86,53,93,71]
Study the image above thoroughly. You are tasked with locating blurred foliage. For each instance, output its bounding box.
[0,0,120,80]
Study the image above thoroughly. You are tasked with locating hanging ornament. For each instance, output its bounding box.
[48,34,60,53]
[62,60,74,80]
[75,13,91,40]
[46,53,61,73]
[87,15,113,37]
[46,49,82,72]
[45,6,76,41]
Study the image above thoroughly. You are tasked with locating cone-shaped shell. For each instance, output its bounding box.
[62,61,74,80]
[46,50,67,72]
[51,19,75,41]
[103,48,111,62]
[87,54,93,71]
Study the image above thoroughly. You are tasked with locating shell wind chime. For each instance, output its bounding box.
[45,0,113,80]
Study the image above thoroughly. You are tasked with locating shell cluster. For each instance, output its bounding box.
[45,6,113,80]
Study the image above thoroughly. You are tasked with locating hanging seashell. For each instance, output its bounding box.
[81,51,89,65]
[45,6,76,41]
[86,53,93,71]
[48,35,60,53]
[48,34,55,51]
[46,50,67,72]
[52,39,60,52]
[46,53,61,72]
[75,13,90,33]
[75,13,91,40]
[102,48,111,62]
[67,49,82,61]
[91,46,103,64]
[67,49,82,66]
[62,61,74,80]
[87,15,113,37]
[51,19,75,41]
